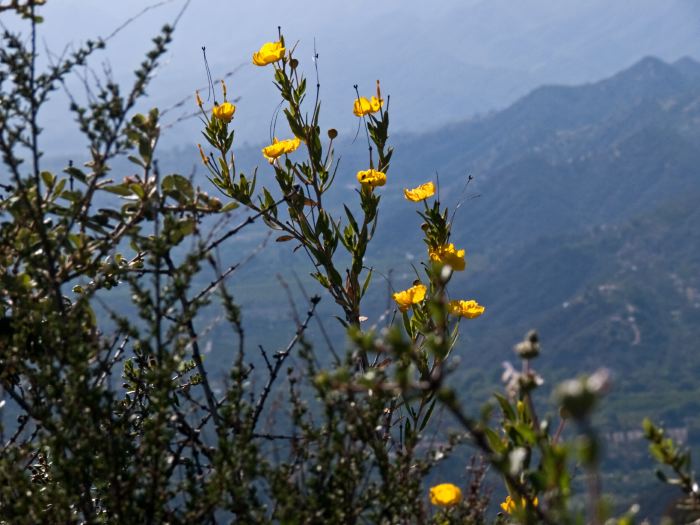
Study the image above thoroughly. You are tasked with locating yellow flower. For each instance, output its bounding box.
[262,137,301,163]
[429,483,462,507]
[447,299,485,319]
[356,169,386,188]
[404,181,435,202]
[392,284,426,312]
[252,41,285,66]
[353,96,383,117]
[500,495,539,514]
[212,102,236,122]
[429,243,466,271]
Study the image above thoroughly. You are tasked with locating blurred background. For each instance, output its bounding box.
[20,0,700,152]
[9,0,700,518]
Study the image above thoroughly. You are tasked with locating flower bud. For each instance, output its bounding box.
[514,330,540,359]
[554,369,611,421]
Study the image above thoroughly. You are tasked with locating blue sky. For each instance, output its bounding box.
[7,0,700,153]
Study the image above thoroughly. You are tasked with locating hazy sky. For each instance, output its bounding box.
[6,0,700,154]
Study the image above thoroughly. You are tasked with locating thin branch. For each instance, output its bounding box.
[163,252,222,428]
[252,295,320,429]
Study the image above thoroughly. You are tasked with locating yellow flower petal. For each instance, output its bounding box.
[353,96,383,117]
[500,495,538,514]
[500,495,515,513]
[356,168,386,188]
[253,41,285,66]
[429,483,462,507]
[429,243,466,271]
[404,181,435,202]
[392,284,427,312]
[212,101,236,122]
[262,136,301,163]
[447,299,485,319]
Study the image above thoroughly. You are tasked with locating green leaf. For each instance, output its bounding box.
[419,398,437,431]
[63,166,87,183]
[360,268,373,299]
[494,393,516,421]
[127,155,145,168]
[53,179,66,196]
[102,184,131,196]
[514,422,537,445]
[162,174,194,204]
[40,171,55,187]
[484,427,506,454]
[221,201,239,212]
[129,183,145,199]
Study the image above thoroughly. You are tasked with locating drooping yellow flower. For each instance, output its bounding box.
[392,284,427,312]
[212,102,236,122]
[429,483,462,507]
[404,181,435,202]
[447,299,485,319]
[252,41,285,66]
[429,243,466,271]
[262,137,301,163]
[500,495,539,514]
[356,169,386,188]
[353,96,383,117]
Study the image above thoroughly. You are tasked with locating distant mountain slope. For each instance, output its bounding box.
[375,56,700,253]
[463,193,700,369]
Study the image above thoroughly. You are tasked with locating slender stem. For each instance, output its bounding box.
[162,252,222,428]
[252,296,319,429]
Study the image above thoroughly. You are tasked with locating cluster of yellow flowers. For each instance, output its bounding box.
[392,282,484,318]
[427,484,538,515]
[200,40,390,178]
[391,181,483,318]
[199,39,482,320]
[201,37,495,519]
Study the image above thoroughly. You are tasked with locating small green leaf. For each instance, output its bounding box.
[102,184,131,196]
[221,202,239,212]
[40,171,55,187]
